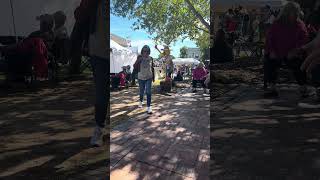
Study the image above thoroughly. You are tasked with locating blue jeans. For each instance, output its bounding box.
[90,56,108,128]
[138,79,152,107]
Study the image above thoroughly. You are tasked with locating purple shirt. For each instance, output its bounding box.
[193,67,207,80]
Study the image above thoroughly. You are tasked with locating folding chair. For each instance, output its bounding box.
[79,56,92,73]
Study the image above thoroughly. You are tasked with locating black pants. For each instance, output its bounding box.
[90,56,108,128]
[126,73,132,83]
[192,80,205,88]
[131,70,137,85]
[264,57,307,86]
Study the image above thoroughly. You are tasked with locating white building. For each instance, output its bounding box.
[186,48,201,59]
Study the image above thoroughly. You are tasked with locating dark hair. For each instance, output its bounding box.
[141,45,151,55]
[53,11,67,28]
[39,14,54,32]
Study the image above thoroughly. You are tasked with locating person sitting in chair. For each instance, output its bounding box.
[118,66,127,88]
[53,11,68,39]
[174,70,183,81]
[125,65,132,83]
[0,14,54,80]
[192,62,207,93]
[31,14,55,49]
[52,11,70,64]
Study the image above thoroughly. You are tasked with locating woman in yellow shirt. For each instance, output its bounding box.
[155,45,174,78]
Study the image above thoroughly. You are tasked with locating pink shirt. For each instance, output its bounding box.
[193,67,207,80]
[265,19,308,58]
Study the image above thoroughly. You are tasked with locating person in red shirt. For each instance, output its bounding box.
[192,62,208,93]
[264,1,309,97]
[0,14,54,81]
[225,16,237,45]
[118,66,127,87]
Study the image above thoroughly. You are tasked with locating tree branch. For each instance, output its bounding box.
[195,25,209,33]
[184,0,210,30]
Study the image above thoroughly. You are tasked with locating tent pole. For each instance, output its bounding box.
[9,0,18,43]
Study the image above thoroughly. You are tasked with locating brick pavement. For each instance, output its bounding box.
[110,88,210,180]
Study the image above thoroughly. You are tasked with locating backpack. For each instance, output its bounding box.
[133,56,155,80]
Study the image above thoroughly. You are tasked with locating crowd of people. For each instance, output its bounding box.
[216,1,320,48]
[129,45,210,114]
[219,5,281,44]
[0,11,69,81]
[219,1,320,102]
[213,1,320,103]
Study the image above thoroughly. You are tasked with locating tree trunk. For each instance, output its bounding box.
[184,0,210,31]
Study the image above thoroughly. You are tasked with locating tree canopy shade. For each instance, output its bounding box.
[111,0,210,46]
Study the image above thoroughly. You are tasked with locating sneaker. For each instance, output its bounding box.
[147,106,152,114]
[90,126,104,147]
[138,101,143,108]
[299,85,309,98]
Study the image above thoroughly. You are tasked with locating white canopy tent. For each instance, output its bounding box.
[0,0,81,37]
[110,39,137,74]
[172,58,200,65]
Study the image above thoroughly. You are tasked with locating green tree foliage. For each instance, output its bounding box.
[111,0,210,47]
[195,32,210,60]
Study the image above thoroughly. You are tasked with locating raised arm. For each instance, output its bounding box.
[301,31,320,53]
[154,45,162,54]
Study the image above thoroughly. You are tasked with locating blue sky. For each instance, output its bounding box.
[110,14,197,58]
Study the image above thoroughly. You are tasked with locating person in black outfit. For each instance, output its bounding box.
[212,29,234,64]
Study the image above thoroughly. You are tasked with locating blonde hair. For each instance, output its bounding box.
[277,1,301,24]
[198,62,204,68]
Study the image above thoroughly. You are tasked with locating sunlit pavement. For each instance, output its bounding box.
[110,85,210,180]
[212,83,320,179]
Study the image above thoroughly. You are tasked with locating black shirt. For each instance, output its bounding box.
[212,41,234,64]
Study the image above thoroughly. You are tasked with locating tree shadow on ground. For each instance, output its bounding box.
[110,84,210,180]
[212,84,320,180]
[0,77,107,179]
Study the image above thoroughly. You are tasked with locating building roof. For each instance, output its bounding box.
[110,33,130,47]
[187,47,200,50]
